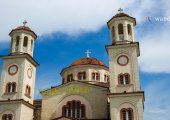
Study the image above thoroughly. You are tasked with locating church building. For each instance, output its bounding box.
[0,10,144,120]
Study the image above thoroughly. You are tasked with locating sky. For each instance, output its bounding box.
[0,0,170,120]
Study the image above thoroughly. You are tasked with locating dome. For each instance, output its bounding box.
[9,25,37,38]
[14,26,32,31]
[71,57,106,66]
[107,12,136,26]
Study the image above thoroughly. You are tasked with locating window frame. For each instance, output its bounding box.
[118,73,130,85]
[120,108,134,120]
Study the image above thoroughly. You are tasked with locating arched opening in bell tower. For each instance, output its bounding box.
[118,24,124,40]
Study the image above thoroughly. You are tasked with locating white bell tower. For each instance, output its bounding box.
[106,9,144,120]
[0,21,39,120]
[9,20,36,56]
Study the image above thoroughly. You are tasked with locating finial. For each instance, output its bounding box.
[23,20,27,26]
[118,8,123,13]
[85,50,91,58]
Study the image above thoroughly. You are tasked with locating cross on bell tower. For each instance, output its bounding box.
[118,8,123,13]
[23,20,27,26]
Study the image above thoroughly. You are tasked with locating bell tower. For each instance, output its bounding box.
[0,21,39,120]
[106,9,144,120]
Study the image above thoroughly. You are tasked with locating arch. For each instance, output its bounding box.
[120,108,134,120]
[78,71,86,80]
[67,74,73,82]
[15,36,20,46]
[31,40,33,51]
[118,73,130,85]
[104,74,110,82]
[118,24,124,34]
[11,82,16,92]
[1,111,14,120]
[128,24,132,35]
[92,72,100,80]
[25,85,31,97]
[54,95,93,119]
[6,82,16,93]
[62,100,86,118]
[23,36,28,47]
[112,26,115,40]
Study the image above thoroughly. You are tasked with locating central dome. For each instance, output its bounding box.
[71,57,105,66]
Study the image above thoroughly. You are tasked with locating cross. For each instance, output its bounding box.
[85,50,91,58]
[118,8,123,13]
[23,20,27,26]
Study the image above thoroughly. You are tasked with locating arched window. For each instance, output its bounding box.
[25,85,31,97]
[23,36,28,47]
[62,100,86,119]
[6,82,16,93]
[92,72,100,80]
[11,83,16,92]
[118,73,130,85]
[31,40,33,51]
[67,74,73,82]
[120,108,134,120]
[118,24,124,34]
[16,36,20,46]
[128,24,132,35]
[104,74,110,82]
[2,114,13,120]
[112,26,115,40]
[78,72,86,80]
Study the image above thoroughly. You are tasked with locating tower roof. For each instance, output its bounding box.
[107,12,136,28]
[9,25,37,39]
[70,57,106,67]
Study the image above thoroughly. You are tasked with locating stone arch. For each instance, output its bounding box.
[52,94,93,119]
[118,102,137,120]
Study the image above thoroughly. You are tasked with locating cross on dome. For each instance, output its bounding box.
[85,50,91,58]
[118,8,123,13]
[23,20,27,26]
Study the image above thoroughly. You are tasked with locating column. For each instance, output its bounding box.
[19,34,24,53]
[131,23,135,42]
[123,22,128,41]
[115,23,119,41]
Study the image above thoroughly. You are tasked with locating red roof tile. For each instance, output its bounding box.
[71,57,105,66]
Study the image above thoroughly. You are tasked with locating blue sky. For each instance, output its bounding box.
[0,0,170,120]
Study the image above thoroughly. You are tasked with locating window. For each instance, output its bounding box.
[2,114,13,120]
[25,85,31,97]
[16,36,20,46]
[128,24,132,35]
[104,74,110,82]
[62,100,86,119]
[118,24,124,34]
[120,108,134,120]
[78,72,86,80]
[92,72,100,80]
[112,26,115,40]
[23,36,28,47]
[118,73,130,85]
[31,40,33,51]
[6,82,16,93]
[67,74,73,82]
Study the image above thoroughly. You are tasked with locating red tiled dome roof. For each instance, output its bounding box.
[107,12,136,26]
[71,57,105,66]
[14,26,32,31]
[9,25,37,38]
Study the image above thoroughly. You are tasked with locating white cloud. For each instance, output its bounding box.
[0,0,170,73]
[138,22,170,73]
[144,79,170,120]
[0,0,160,42]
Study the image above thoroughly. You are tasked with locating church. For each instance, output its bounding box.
[0,10,144,120]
